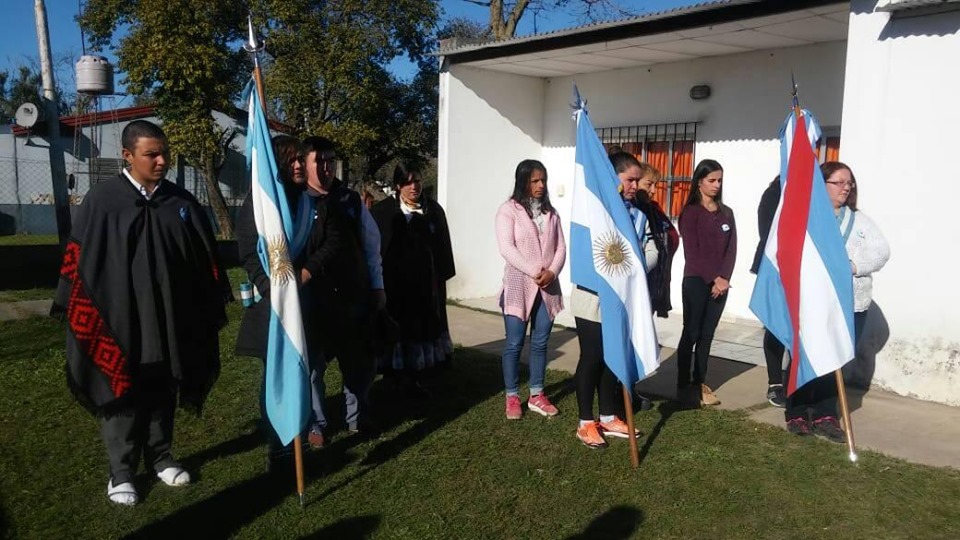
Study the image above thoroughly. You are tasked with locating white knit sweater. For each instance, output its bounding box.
[841,209,890,312]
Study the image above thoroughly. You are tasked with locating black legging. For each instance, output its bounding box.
[763,329,785,386]
[676,276,728,387]
[574,318,623,421]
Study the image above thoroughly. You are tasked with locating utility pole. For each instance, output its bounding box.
[34,0,71,247]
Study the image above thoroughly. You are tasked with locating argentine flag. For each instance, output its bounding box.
[569,88,661,387]
[749,109,855,395]
[245,80,312,445]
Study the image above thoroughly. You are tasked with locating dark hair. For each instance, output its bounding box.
[510,159,554,217]
[301,136,336,160]
[271,135,301,182]
[821,161,858,211]
[684,159,725,208]
[121,120,166,151]
[609,151,641,175]
[393,161,422,187]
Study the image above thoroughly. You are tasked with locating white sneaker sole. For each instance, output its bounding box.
[528,402,558,417]
[600,431,641,439]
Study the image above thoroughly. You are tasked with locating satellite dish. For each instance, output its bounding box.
[15,102,43,128]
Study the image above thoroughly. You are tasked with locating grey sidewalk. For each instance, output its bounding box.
[0,299,53,322]
[449,301,960,470]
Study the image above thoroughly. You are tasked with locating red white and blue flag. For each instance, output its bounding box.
[749,108,855,395]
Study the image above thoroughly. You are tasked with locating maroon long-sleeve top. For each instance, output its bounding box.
[679,203,737,284]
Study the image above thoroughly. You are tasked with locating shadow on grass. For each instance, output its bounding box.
[565,505,644,540]
[360,344,505,468]
[0,499,10,539]
[296,514,381,539]
[122,474,290,539]
[638,401,678,467]
[180,429,263,476]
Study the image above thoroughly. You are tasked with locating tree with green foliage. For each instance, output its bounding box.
[79,0,250,238]
[0,65,69,125]
[255,0,439,182]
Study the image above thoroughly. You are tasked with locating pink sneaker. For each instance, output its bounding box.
[528,394,559,417]
[505,395,522,420]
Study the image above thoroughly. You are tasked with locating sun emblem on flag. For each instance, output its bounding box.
[593,231,633,277]
[267,235,295,286]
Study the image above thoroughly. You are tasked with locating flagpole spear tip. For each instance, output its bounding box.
[299,493,306,508]
[849,451,859,464]
[243,14,264,55]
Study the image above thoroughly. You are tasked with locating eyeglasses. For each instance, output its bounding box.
[826,180,856,188]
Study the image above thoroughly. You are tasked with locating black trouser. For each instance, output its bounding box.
[574,318,623,421]
[763,329,785,386]
[99,379,178,485]
[676,277,727,387]
[786,309,868,421]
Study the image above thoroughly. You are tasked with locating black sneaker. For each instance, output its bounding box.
[785,417,811,436]
[811,416,846,444]
[766,385,787,408]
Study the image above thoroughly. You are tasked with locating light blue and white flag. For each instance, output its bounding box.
[569,87,661,387]
[245,79,311,445]
[750,108,855,395]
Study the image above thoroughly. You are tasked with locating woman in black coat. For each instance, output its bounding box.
[371,163,455,392]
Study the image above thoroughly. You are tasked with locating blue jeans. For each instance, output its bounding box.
[502,292,553,396]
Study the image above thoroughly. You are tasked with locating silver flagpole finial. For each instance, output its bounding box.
[244,14,264,54]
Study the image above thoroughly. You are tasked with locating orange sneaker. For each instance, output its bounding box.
[598,417,642,439]
[576,421,608,449]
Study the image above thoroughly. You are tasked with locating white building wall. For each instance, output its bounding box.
[542,42,847,326]
[839,2,960,405]
[438,65,546,299]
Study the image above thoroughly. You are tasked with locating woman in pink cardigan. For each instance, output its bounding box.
[496,159,566,420]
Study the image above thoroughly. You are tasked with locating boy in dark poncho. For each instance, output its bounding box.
[51,120,231,505]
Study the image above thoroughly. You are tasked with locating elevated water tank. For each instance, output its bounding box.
[76,55,114,95]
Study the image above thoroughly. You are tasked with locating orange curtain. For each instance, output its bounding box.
[825,137,840,162]
[670,141,695,218]
[646,142,669,176]
[621,141,642,159]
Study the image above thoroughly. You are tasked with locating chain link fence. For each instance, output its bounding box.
[0,155,250,239]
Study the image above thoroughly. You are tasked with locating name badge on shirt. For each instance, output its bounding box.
[721,223,730,232]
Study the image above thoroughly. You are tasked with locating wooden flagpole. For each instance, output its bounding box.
[245,14,307,506]
[793,75,857,463]
[621,385,640,469]
[834,370,858,462]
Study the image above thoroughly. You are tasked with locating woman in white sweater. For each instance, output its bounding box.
[785,161,890,442]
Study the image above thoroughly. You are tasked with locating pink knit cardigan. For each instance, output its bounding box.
[496,199,566,321]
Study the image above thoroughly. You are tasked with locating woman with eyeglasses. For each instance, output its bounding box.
[676,159,736,408]
[496,160,566,420]
[783,161,890,442]
[371,162,456,397]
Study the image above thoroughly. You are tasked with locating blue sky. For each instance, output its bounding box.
[1,0,696,97]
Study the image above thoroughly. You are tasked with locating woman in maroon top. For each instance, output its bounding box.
[676,159,737,407]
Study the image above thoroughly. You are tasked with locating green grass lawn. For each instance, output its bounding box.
[0,289,55,303]
[1,305,959,539]
[0,234,59,246]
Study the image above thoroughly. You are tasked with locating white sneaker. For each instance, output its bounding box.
[107,479,138,506]
[157,466,191,487]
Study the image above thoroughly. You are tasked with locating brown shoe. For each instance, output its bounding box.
[701,384,721,406]
[308,425,325,449]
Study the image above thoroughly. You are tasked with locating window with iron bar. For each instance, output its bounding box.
[596,122,699,219]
